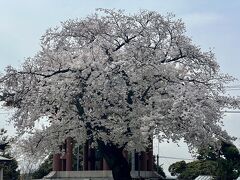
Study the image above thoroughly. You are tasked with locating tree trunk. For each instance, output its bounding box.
[97,141,132,180]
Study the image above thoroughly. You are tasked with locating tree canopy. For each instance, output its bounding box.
[0,129,20,180]
[0,8,239,166]
[169,141,240,180]
[31,154,53,179]
[0,128,9,152]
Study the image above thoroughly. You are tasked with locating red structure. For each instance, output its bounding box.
[134,149,154,171]
[53,138,153,172]
[53,137,73,171]
[82,141,111,171]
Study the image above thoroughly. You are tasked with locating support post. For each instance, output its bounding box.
[88,148,95,170]
[83,141,88,170]
[140,152,148,171]
[123,150,128,160]
[66,137,73,171]
[103,158,110,170]
[147,149,153,171]
[77,144,80,171]
[53,154,61,171]
[138,153,140,177]
[0,168,3,180]
[131,150,135,171]
[99,157,103,170]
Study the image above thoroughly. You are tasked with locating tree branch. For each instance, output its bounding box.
[18,68,76,78]
[161,55,187,63]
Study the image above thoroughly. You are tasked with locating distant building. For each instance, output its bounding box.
[0,155,11,180]
[195,175,214,180]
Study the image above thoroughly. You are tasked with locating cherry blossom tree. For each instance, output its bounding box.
[0,9,239,179]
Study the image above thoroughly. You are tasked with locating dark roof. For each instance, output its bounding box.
[0,155,11,161]
[195,175,214,180]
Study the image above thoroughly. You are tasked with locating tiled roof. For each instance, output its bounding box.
[195,175,214,180]
[0,155,11,161]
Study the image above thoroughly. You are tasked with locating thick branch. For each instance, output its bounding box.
[161,55,187,63]
[113,35,137,52]
[18,68,76,78]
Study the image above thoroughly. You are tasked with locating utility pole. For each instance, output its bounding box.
[77,144,80,171]
[0,168,3,180]
[157,141,159,173]
[138,152,140,178]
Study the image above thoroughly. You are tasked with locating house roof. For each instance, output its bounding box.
[195,175,214,180]
[0,155,11,161]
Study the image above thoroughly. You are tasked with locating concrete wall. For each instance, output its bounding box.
[43,170,162,180]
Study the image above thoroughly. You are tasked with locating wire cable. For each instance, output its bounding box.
[158,155,195,161]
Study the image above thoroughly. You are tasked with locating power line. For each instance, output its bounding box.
[221,85,240,91]
[222,111,240,113]
[225,85,240,88]
[158,155,195,161]
[225,89,240,91]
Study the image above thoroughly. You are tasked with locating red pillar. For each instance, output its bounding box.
[83,141,89,170]
[61,158,66,171]
[53,153,61,171]
[123,150,128,160]
[140,152,148,171]
[88,148,95,170]
[103,158,110,170]
[88,148,91,170]
[66,137,73,171]
[147,140,153,171]
[147,149,153,171]
[100,158,103,170]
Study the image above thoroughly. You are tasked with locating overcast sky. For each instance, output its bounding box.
[1,0,240,177]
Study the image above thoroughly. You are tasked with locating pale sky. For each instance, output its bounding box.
[0,0,240,177]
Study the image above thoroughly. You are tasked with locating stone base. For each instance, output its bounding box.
[42,170,163,180]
